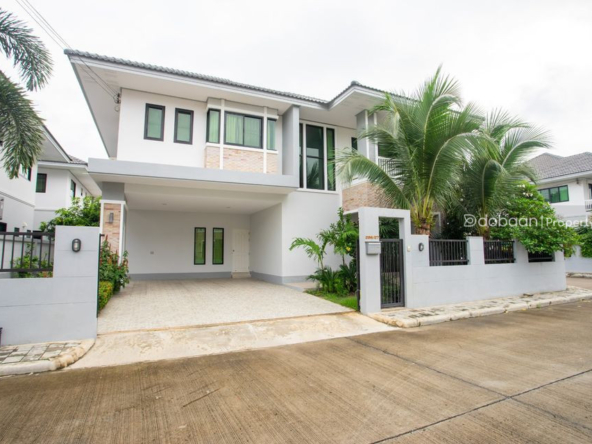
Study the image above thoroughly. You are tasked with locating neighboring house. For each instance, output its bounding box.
[529,152,592,222]
[34,128,101,228]
[0,126,100,233]
[65,50,395,282]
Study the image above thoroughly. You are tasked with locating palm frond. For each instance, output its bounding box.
[0,9,52,91]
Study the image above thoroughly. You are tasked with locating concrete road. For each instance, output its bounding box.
[1,301,591,443]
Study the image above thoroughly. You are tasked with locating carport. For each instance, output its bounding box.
[98,278,350,334]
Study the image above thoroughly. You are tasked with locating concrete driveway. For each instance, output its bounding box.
[1,300,591,443]
[99,278,350,333]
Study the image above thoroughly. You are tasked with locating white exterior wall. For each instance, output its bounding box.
[565,246,592,273]
[538,179,589,222]
[0,165,37,231]
[250,204,283,279]
[33,168,91,229]
[117,89,208,167]
[125,209,249,279]
[280,191,342,281]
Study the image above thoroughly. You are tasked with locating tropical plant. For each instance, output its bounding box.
[379,218,400,239]
[338,261,357,293]
[308,267,346,295]
[338,67,482,235]
[98,281,114,312]
[39,196,101,232]
[99,239,130,292]
[461,110,551,238]
[289,232,330,270]
[0,8,52,178]
[491,183,578,255]
[11,244,52,278]
[321,207,358,265]
[575,225,592,258]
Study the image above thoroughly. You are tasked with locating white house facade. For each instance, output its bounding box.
[529,152,592,223]
[66,50,392,282]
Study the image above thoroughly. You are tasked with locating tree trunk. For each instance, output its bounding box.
[415,221,431,236]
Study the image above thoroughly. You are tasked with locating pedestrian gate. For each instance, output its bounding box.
[380,239,405,308]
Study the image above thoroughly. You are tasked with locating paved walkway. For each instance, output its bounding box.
[99,278,350,334]
[1,301,591,442]
[372,286,592,328]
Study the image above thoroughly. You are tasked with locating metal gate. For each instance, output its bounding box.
[380,239,405,308]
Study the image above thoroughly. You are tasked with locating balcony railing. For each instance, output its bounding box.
[585,200,592,212]
[378,157,400,178]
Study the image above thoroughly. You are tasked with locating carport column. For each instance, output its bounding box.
[355,110,377,163]
[100,182,127,255]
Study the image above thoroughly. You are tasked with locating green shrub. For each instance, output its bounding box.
[309,267,347,295]
[99,240,130,292]
[12,244,53,278]
[98,281,114,311]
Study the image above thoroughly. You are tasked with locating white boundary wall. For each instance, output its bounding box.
[356,207,567,314]
[565,246,592,273]
[0,226,99,346]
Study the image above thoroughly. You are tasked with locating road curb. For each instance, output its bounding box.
[0,340,94,377]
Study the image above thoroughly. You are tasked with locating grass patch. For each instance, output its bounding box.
[306,289,358,310]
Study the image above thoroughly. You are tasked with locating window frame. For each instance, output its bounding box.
[20,166,32,181]
[206,109,221,144]
[36,173,47,193]
[539,185,569,203]
[304,124,325,191]
[144,103,165,141]
[327,128,336,191]
[70,180,76,199]
[351,137,358,151]
[224,112,263,149]
[174,108,194,144]
[212,227,224,265]
[194,227,206,265]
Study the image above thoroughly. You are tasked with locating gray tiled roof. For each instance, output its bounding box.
[67,155,87,165]
[529,152,592,180]
[64,50,406,107]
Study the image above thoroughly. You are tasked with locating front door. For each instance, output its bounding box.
[232,229,250,273]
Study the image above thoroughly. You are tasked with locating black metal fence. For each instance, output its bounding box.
[380,239,404,307]
[484,240,515,264]
[429,239,469,266]
[0,231,55,275]
[528,251,554,263]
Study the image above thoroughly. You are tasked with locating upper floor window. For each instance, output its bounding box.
[70,180,77,199]
[144,104,165,141]
[225,112,262,148]
[19,166,32,181]
[174,109,193,144]
[207,109,220,143]
[540,185,569,203]
[351,137,358,151]
[36,173,47,193]
[267,119,277,151]
[305,125,324,190]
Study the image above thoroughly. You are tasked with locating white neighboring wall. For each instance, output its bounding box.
[0,165,37,232]
[565,246,592,273]
[33,168,91,229]
[539,179,590,222]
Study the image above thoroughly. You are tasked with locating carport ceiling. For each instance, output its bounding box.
[124,184,283,214]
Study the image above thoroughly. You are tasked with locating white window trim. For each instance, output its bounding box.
[299,120,337,192]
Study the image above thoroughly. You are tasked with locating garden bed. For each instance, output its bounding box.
[306,289,358,310]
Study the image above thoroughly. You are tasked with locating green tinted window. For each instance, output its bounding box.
[36,173,47,193]
[351,137,358,151]
[213,228,224,265]
[327,128,336,191]
[145,105,164,140]
[267,119,276,150]
[378,144,389,158]
[225,113,262,148]
[207,110,220,143]
[540,185,569,203]
[175,109,193,143]
[559,186,569,202]
[244,116,262,147]
[194,228,206,265]
[306,125,324,190]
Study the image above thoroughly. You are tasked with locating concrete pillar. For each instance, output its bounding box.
[514,241,529,264]
[281,105,300,179]
[467,237,485,265]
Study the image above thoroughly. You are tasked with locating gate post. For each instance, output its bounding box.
[358,208,382,314]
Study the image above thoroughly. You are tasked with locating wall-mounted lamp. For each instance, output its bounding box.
[108,212,114,224]
[72,238,82,253]
[418,243,425,252]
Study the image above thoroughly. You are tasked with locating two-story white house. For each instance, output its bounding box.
[0,126,100,233]
[66,50,392,283]
[529,152,592,223]
[33,128,100,228]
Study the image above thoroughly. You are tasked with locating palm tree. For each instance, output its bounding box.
[0,8,52,179]
[338,68,482,235]
[462,110,550,238]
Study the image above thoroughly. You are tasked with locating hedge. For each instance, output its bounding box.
[98,281,114,312]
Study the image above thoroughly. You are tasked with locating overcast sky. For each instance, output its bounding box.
[4,0,592,161]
